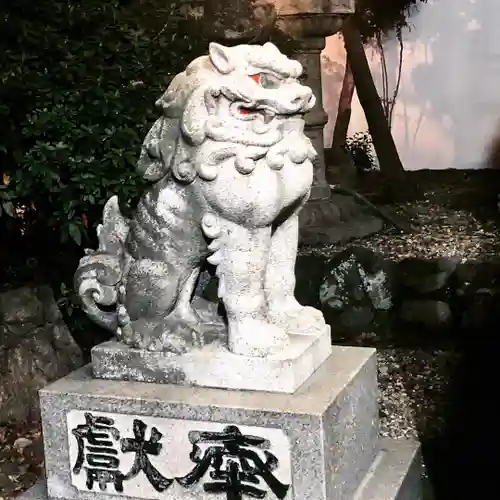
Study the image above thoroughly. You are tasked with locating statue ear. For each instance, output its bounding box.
[209,42,234,74]
[181,86,209,146]
[137,116,180,182]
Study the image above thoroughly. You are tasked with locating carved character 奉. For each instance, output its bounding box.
[74,42,326,357]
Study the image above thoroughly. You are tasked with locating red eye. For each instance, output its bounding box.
[249,74,261,84]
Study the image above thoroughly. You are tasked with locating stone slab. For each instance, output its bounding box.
[19,438,422,500]
[355,439,423,500]
[38,346,379,500]
[91,326,332,393]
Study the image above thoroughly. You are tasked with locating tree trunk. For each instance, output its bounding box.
[342,16,415,199]
[330,59,355,153]
[326,58,356,185]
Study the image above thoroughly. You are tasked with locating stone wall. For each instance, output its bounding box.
[295,247,500,342]
[0,285,83,424]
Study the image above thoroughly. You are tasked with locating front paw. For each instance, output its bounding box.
[268,300,327,335]
[228,318,289,357]
[121,318,190,354]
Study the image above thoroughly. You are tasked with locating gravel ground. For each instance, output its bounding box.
[302,169,500,261]
[0,425,43,499]
[377,348,461,441]
[300,200,500,262]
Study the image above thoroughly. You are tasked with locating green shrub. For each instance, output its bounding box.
[0,0,206,245]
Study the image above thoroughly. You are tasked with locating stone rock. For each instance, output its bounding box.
[299,194,384,246]
[396,256,460,294]
[0,285,83,424]
[194,265,220,304]
[339,306,374,329]
[91,321,331,393]
[454,260,500,294]
[319,247,392,329]
[44,348,387,500]
[0,286,44,324]
[460,292,500,332]
[398,300,452,329]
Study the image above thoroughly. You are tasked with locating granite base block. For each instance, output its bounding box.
[19,439,422,500]
[38,346,380,500]
[91,327,332,393]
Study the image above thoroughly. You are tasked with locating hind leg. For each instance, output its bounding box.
[118,259,197,353]
[147,266,221,351]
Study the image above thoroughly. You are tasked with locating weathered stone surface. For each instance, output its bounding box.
[319,247,392,331]
[17,440,424,500]
[320,247,392,311]
[396,257,460,294]
[74,41,328,364]
[91,322,331,393]
[299,195,385,246]
[454,260,500,294]
[398,300,452,329]
[41,346,380,500]
[354,438,423,500]
[0,286,44,324]
[17,344,421,500]
[0,285,83,424]
[298,247,500,340]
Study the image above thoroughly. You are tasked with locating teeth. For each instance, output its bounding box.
[262,110,275,124]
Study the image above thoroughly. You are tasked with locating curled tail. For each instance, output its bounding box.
[74,196,131,332]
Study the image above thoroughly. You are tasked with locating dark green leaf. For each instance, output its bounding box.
[68,223,82,245]
[2,201,15,217]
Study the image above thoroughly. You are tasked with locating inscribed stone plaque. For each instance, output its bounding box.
[66,410,292,500]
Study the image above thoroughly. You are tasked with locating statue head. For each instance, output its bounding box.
[203,41,314,124]
[137,42,315,182]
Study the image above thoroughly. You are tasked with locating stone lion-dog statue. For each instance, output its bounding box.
[74,42,327,357]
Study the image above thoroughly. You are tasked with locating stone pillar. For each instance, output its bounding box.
[201,0,370,245]
[275,7,355,244]
[201,0,275,45]
[289,36,334,201]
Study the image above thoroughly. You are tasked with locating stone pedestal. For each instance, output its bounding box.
[91,324,331,393]
[18,346,422,500]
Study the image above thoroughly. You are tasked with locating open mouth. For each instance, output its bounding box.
[235,104,304,124]
[238,105,276,124]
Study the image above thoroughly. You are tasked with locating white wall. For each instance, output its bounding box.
[321,0,500,170]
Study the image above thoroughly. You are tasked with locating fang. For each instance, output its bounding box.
[262,112,275,124]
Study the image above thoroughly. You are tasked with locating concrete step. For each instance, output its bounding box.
[354,438,423,500]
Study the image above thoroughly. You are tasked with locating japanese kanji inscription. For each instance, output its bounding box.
[67,411,291,500]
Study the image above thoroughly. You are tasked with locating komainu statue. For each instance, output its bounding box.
[74,42,327,357]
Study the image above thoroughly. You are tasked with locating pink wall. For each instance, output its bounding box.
[320,0,500,170]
